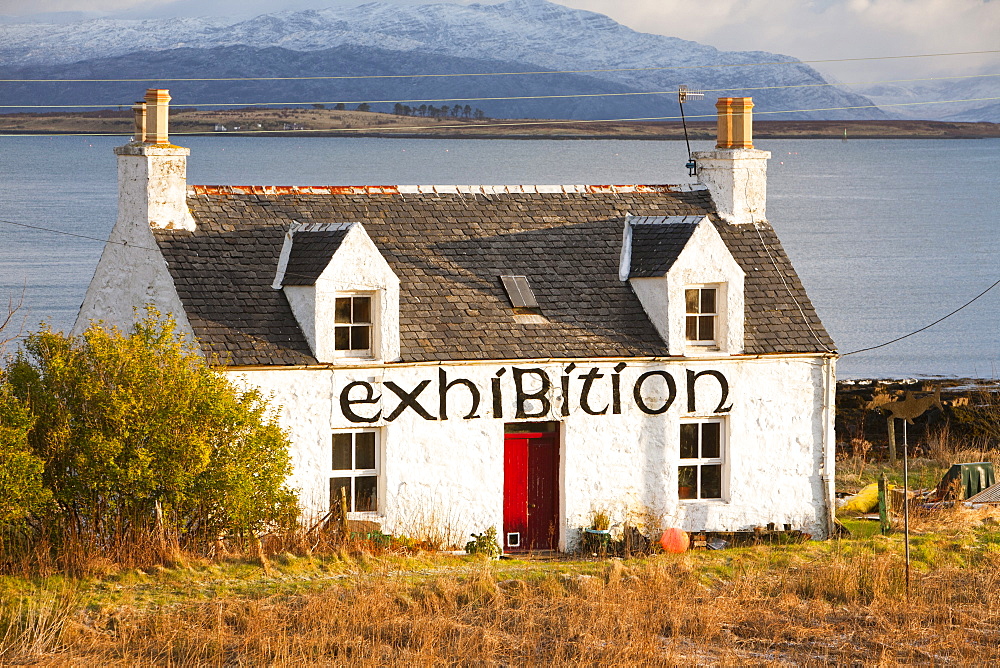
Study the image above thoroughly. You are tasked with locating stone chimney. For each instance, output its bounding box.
[113,88,195,231]
[691,97,771,225]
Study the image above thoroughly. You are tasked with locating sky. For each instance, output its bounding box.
[1,0,997,82]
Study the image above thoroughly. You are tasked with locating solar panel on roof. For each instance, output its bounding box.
[499,275,538,309]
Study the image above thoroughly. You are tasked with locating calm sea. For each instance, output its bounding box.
[1,135,998,379]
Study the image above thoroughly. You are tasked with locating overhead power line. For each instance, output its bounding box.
[1,49,997,83]
[4,97,997,138]
[843,277,1000,356]
[1,73,997,110]
[3,213,998,355]
[0,218,143,248]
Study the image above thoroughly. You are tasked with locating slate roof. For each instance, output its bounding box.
[628,216,702,278]
[281,229,350,286]
[152,184,835,366]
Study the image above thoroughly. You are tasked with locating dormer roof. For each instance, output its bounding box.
[151,184,834,366]
[626,215,704,278]
[277,225,351,286]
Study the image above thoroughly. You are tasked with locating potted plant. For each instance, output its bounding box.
[582,510,612,554]
[678,466,696,500]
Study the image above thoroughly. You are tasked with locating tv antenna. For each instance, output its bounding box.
[677,85,704,176]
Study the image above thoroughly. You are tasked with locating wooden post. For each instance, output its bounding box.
[878,473,891,535]
[255,536,273,576]
[902,420,911,600]
[339,486,350,536]
[887,417,897,464]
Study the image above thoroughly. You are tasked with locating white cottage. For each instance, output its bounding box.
[77,90,837,551]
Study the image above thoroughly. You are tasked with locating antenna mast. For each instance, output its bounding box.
[677,85,704,177]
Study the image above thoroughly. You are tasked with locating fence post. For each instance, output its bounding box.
[878,472,891,535]
[339,486,350,536]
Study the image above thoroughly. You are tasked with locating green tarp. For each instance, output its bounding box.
[937,462,996,500]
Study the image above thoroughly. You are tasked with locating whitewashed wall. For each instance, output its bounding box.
[74,145,196,337]
[232,354,834,549]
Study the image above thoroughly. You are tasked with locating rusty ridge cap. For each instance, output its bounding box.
[187,184,708,196]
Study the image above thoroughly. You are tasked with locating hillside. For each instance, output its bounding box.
[3,107,997,139]
[0,0,886,121]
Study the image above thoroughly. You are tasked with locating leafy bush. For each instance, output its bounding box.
[0,390,50,530]
[465,526,501,558]
[0,310,299,556]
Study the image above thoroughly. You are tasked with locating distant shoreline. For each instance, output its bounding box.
[2,108,997,140]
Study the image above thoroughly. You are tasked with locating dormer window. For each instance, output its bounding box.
[335,294,373,354]
[685,286,717,345]
[274,222,400,364]
[623,216,744,356]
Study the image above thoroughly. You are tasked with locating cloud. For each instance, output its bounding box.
[4,0,996,83]
[0,0,147,12]
[559,0,1000,80]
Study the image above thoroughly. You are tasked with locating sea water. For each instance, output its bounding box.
[1,135,997,379]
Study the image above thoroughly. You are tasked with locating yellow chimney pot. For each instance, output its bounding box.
[144,88,171,144]
[715,97,734,149]
[730,97,754,149]
[131,101,147,143]
[715,96,754,149]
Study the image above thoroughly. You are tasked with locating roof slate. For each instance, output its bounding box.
[628,216,701,278]
[152,186,835,366]
[281,229,349,286]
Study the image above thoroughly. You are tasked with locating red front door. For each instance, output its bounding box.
[503,424,559,552]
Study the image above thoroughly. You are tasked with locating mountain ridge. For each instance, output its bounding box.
[0,0,888,120]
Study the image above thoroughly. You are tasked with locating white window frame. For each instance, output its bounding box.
[330,429,382,516]
[684,284,721,348]
[678,418,727,502]
[333,292,377,359]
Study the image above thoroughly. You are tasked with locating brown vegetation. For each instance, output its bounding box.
[2,107,997,139]
[2,380,998,664]
[2,537,999,665]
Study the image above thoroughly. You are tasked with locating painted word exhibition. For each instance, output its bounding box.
[339,365,734,423]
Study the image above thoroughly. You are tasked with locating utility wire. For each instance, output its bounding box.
[843,277,1000,356]
[741,173,834,353]
[5,214,997,354]
[2,49,996,83]
[0,218,140,247]
[5,97,998,138]
[3,73,997,109]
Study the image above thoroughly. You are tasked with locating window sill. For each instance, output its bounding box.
[678,498,728,504]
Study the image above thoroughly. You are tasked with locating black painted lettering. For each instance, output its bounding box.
[492,368,506,419]
[578,367,608,415]
[686,369,732,413]
[560,363,576,417]
[633,371,676,415]
[438,368,481,420]
[612,362,627,414]
[384,380,437,421]
[340,381,382,423]
[513,367,551,418]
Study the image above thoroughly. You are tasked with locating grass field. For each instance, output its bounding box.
[3,404,998,664]
[3,454,999,666]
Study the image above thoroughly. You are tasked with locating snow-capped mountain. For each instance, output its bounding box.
[853,74,1000,123]
[0,0,888,120]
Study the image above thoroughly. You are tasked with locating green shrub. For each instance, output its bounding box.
[0,391,51,530]
[1,310,299,551]
[465,527,501,558]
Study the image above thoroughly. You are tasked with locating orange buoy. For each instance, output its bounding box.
[660,528,689,553]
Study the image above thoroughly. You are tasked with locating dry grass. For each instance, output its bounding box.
[2,537,999,665]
